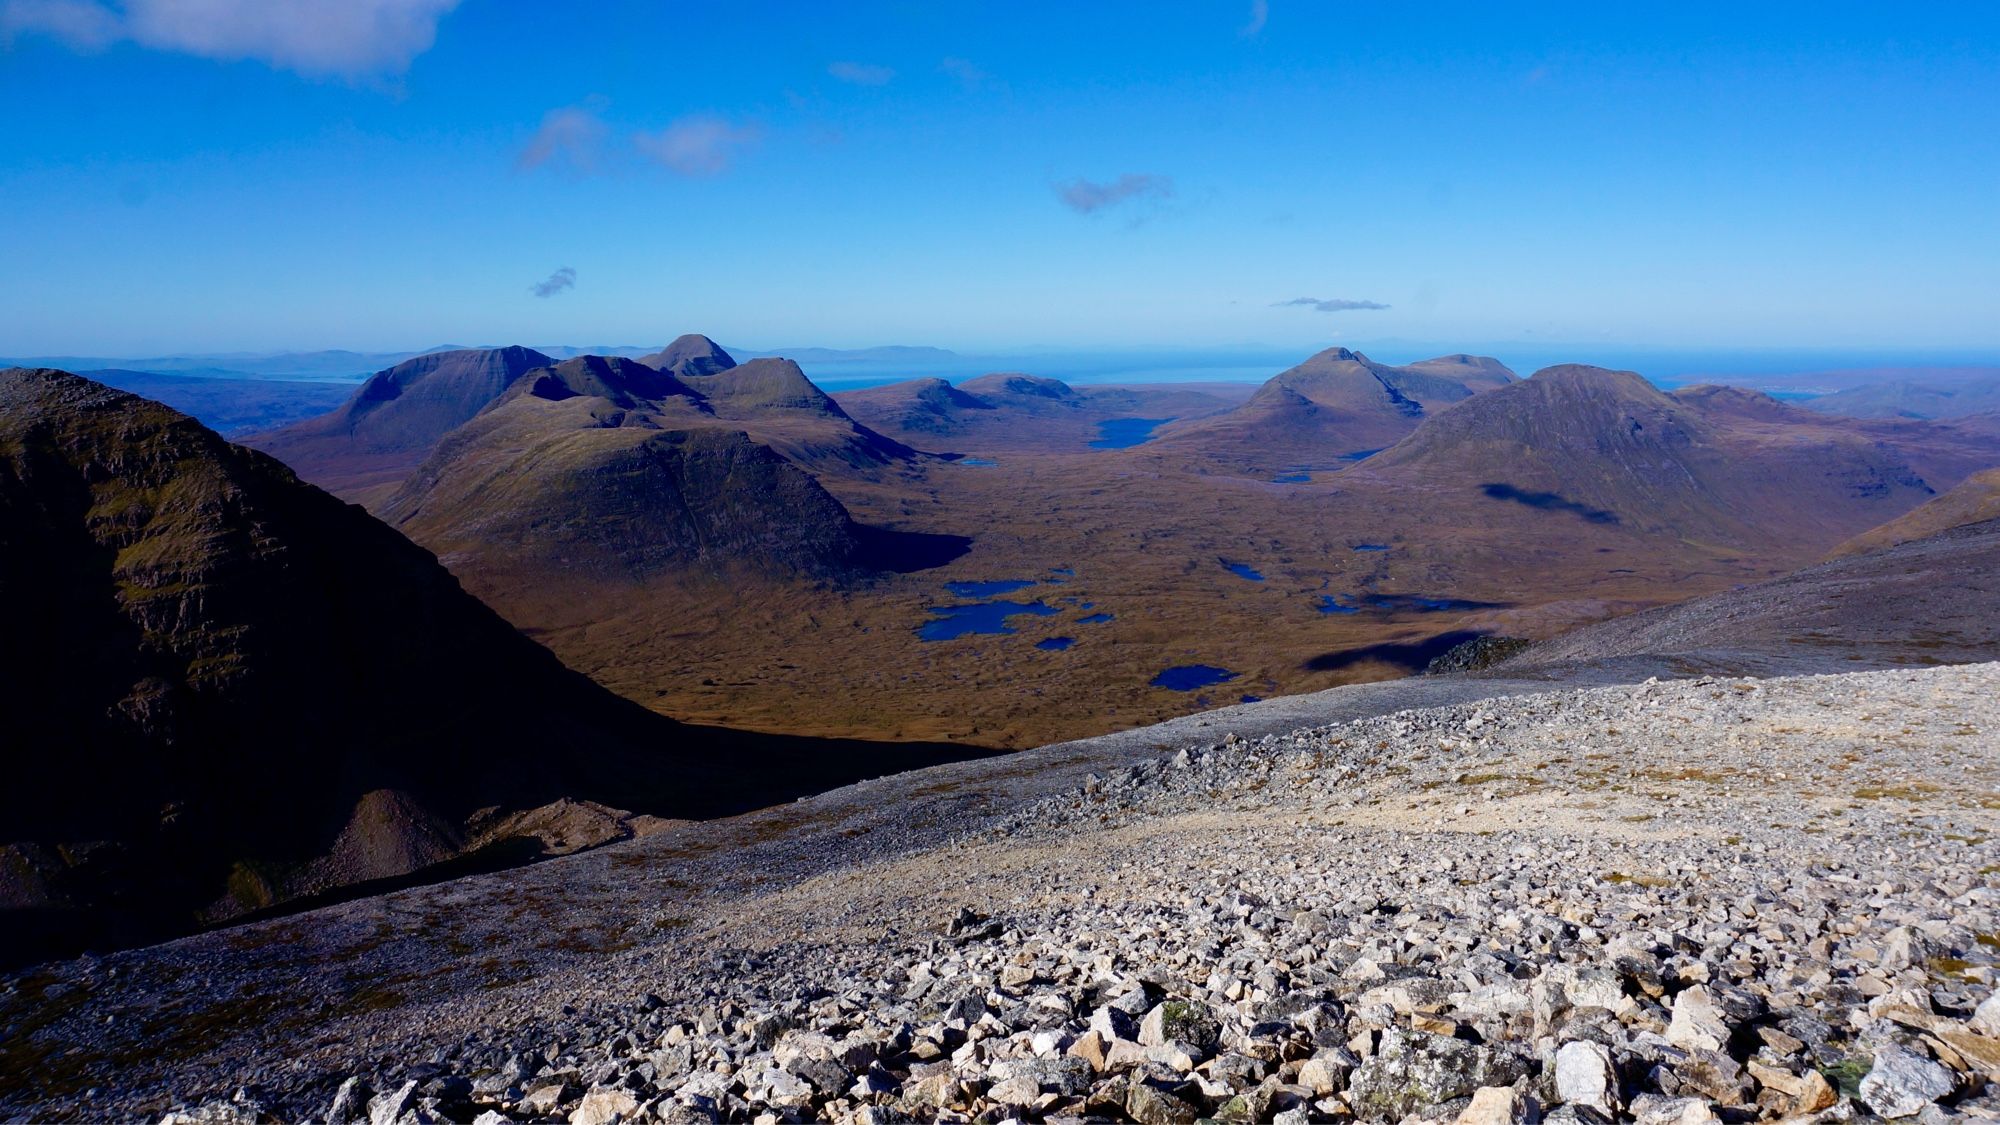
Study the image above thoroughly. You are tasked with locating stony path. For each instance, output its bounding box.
[5,663,1999,1125]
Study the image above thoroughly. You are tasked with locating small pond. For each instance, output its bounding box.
[1152,664,1239,691]
[918,600,1059,641]
[1222,561,1265,582]
[1089,417,1173,450]
[945,579,1038,597]
[1036,637,1075,651]
[1078,612,1114,624]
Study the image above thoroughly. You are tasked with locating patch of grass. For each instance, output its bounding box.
[1854,783,1941,801]
[1822,1058,1871,1099]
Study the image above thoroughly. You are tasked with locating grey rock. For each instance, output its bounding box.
[1859,1044,1957,1118]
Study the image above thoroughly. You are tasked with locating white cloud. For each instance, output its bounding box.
[518,104,609,171]
[633,115,761,177]
[1240,0,1268,37]
[530,267,575,298]
[1056,173,1175,215]
[938,56,988,88]
[827,60,893,86]
[0,0,460,77]
[1273,297,1391,312]
[2,0,121,48]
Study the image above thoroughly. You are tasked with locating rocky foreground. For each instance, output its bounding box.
[10,663,2000,1125]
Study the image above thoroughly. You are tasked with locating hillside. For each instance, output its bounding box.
[1803,377,2000,420]
[834,374,1248,454]
[0,369,975,967]
[240,346,554,503]
[1351,367,1988,548]
[381,356,879,584]
[1146,348,1516,473]
[1831,472,2000,557]
[13,651,1998,1121]
[1489,516,2000,678]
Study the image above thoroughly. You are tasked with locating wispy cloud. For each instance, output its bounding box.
[939,56,988,88]
[827,60,894,86]
[517,104,608,171]
[1274,297,1391,312]
[0,0,460,78]
[1056,173,1175,215]
[530,267,575,299]
[1240,0,1268,37]
[633,115,762,177]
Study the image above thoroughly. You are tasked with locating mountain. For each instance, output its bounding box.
[637,333,738,377]
[1146,348,1517,471]
[0,368,981,966]
[240,346,554,502]
[1493,516,2000,679]
[1832,468,2000,557]
[1351,366,1993,547]
[835,373,1249,454]
[79,369,353,435]
[380,356,876,584]
[1802,376,2000,420]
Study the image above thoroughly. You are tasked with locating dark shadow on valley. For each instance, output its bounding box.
[1304,630,1490,673]
[1481,482,1620,524]
[854,525,974,572]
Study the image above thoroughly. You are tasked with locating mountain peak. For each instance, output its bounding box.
[639,334,737,377]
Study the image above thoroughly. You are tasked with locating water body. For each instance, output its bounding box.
[1340,449,1383,462]
[1079,612,1114,624]
[1316,596,1360,615]
[1222,561,1266,582]
[945,579,1038,597]
[1049,567,1075,577]
[1089,417,1173,449]
[1273,471,1311,483]
[957,456,998,467]
[1351,544,1390,552]
[1036,637,1075,651]
[1152,665,1239,691]
[1239,694,1263,704]
[918,600,1059,641]
[1365,594,1505,613]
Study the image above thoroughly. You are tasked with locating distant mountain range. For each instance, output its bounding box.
[0,343,967,382]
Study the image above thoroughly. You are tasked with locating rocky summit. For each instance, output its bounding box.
[12,660,2000,1124]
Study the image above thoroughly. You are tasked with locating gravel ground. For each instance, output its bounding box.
[5,663,1999,1125]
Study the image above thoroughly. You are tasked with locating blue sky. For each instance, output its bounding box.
[2,1,1996,357]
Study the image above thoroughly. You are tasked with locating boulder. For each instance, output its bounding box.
[1859,1044,1956,1118]
[1555,1040,1620,1114]
[1346,1029,1531,1120]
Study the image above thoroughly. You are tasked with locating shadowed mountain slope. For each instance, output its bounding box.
[1146,348,1516,472]
[0,369,978,966]
[240,346,553,501]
